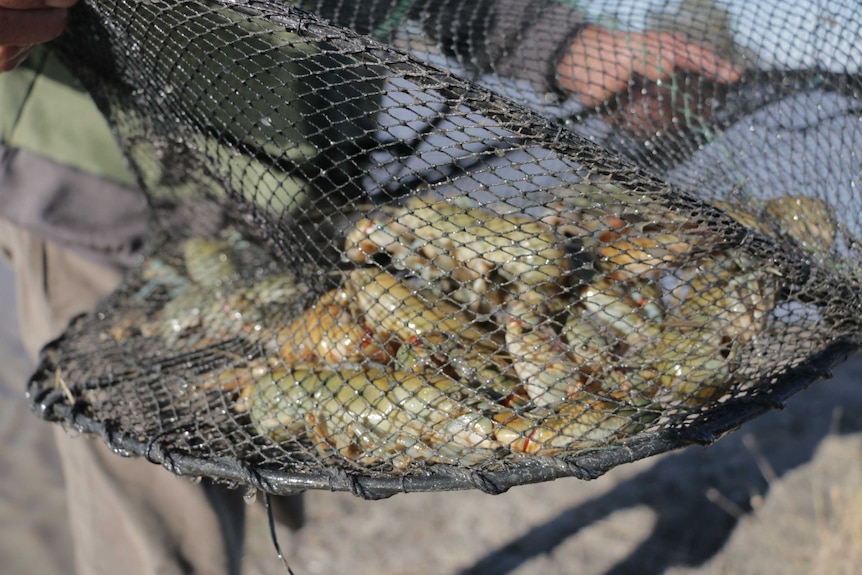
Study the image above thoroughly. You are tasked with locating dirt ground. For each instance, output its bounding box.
[3,260,862,575]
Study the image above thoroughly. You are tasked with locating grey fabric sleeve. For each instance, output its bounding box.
[415,0,587,95]
[0,145,149,269]
[308,0,587,96]
[485,0,587,96]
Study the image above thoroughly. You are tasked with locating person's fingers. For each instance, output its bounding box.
[0,6,68,46]
[632,32,742,84]
[624,33,670,82]
[0,43,34,72]
[560,27,743,108]
[0,0,76,8]
[558,26,627,106]
[0,1,78,72]
[561,27,675,107]
[661,32,743,83]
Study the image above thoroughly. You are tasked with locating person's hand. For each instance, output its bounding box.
[0,0,77,72]
[557,24,742,107]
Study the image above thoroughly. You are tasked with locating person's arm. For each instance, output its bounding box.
[418,0,741,105]
[558,24,742,107]
[0,0,76,72]
[295,1,741,108]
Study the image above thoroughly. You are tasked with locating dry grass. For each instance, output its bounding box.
[808,455,862,575]
[754,425,862,575]
[666,409,862,575]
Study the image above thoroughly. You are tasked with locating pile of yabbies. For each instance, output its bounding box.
[133,185,837,471]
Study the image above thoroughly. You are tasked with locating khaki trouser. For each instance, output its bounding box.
[0,220,247,575]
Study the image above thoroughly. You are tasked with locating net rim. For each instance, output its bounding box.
[28,336,854,498]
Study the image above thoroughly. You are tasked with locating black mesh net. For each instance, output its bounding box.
[27,0,862,498]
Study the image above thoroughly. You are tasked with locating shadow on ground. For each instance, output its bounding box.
[460,356,862,575]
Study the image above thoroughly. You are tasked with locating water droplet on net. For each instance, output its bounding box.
[243,487,258,505]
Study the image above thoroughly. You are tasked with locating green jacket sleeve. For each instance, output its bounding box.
[0,47,137,187]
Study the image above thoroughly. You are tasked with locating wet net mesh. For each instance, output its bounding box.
[28,0,862,497]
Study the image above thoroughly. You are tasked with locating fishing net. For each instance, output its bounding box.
[28,0,862,498]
